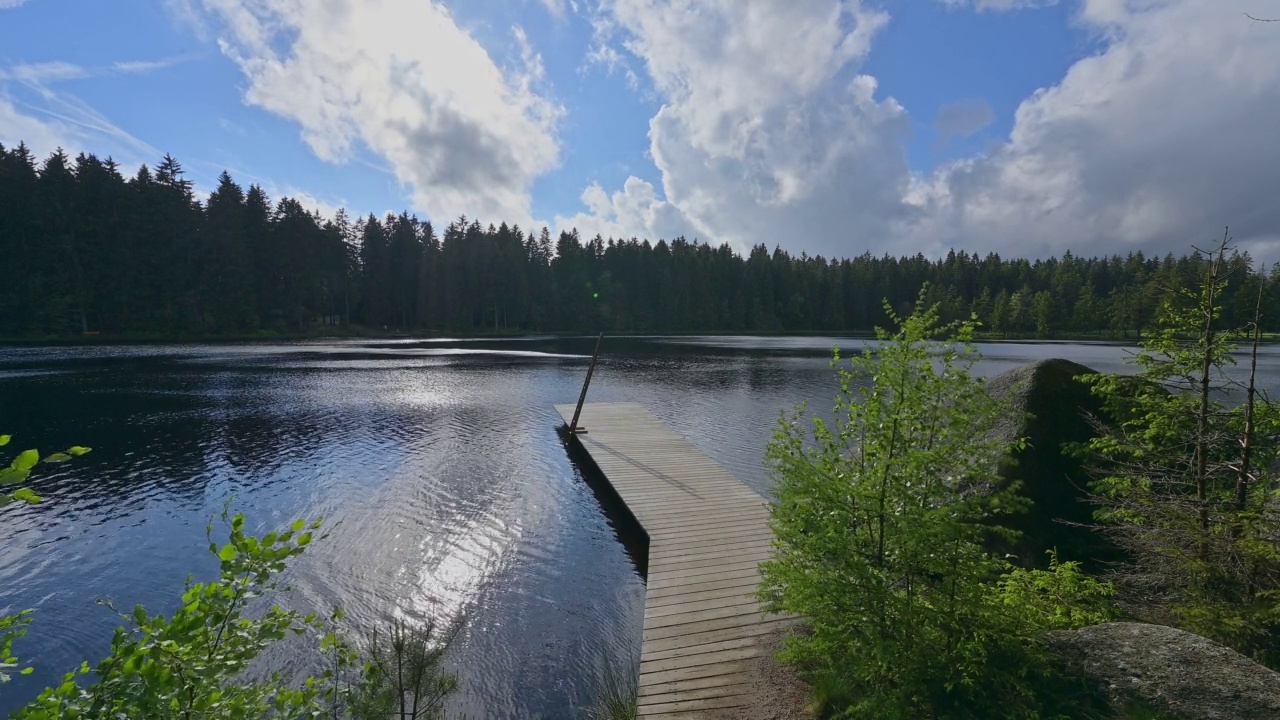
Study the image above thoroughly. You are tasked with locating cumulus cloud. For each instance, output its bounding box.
[934,98,995,144]
[578,0,910,253]
[553,176,697,241]
[905,0,1280,259]
[196,0,562,230]
[567,0,1280,262]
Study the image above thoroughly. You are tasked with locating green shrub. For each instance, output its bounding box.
[994,551,1118,634]
[14,510,342,719]
[760,291,1115,719]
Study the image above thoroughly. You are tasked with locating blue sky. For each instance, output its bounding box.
[1,0,1276,260]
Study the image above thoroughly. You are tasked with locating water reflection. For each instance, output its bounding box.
[1,337,1277,716]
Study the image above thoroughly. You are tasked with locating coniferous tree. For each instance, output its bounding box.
[2,144,1276,339]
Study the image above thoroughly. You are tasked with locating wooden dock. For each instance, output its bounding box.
[556,402,789,719]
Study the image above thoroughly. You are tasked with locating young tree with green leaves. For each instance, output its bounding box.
[4,500,460,718]
[13,511,342,719]
[1081,232,1280,663]
[759,291,1112,718]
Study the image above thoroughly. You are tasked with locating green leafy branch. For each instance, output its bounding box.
[0,433,92,505]
[15,509,340,720]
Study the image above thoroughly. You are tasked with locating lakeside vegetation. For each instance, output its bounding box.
[0,495,463,718]
[2,143,1277,342]
[761,238,1280,717]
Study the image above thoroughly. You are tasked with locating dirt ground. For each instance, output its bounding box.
[704,621,813,720]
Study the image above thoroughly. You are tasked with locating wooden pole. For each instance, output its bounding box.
[569,332,604,434]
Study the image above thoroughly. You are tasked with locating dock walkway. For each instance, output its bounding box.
[556,402,789,719]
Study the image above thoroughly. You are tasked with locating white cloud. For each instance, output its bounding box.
[0,56,196,83]
[0,53,205,172]
[904,0,1280,260]
[934,98,995,144]
[582,41,640,90]
[0,93,157,167]
[0,0,34,9]
[191,158,347,220]
[937,0,1060,10]
[0,96,73,157]
[163,0,210,39]
[553,176,697,241]
[0,62,86,83]
[112,55,198,75]
[197,0,563,230]
[217,117,245,135]
[540,0,581,19]
[565,0,1280,262]
[0,61,160,166]
[570,0,910,253]
[284,187,345,221]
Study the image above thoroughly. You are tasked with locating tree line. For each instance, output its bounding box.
[3,143,1276,339]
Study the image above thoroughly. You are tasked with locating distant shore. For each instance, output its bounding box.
[0,326,1209,347]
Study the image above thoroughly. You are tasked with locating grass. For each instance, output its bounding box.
[587,668,638,720]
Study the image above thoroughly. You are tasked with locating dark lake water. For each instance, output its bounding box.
[2,336,1278,717]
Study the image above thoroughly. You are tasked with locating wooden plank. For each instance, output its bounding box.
[643,602,762,631]
[635,681,755,704]
[638,668,752,696]
[639,660,750,687]
[641,618,789,656]
[645,591,759,618]
[652,533,775,555]
[646,566,762,593]
[555,402,791,719]
[638,695,754,715]
[641,644,761,670]
[643,611,774,643]
[648,560,765,587]
[645,578,762,607]
[642,634,763,662]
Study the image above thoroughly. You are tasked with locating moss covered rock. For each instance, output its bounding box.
[1049,622,1280,719]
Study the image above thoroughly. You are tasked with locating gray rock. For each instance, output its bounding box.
[1049,622,1280,719]
[983,358,1118,568]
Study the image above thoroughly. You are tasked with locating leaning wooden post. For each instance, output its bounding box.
[569,332,604,434]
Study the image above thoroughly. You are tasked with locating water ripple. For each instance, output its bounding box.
[2,337,1276,716]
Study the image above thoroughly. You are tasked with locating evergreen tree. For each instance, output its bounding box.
[1,143,1274,339]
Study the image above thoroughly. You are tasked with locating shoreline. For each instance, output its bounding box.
[0,327,1187,347]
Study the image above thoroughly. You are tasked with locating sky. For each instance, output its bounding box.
[0,0,1277,261]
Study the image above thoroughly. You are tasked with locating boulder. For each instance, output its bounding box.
[1049,622,1280,719]
[983,358,1118,569]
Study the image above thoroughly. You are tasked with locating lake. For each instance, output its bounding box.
[2,336,1277,717]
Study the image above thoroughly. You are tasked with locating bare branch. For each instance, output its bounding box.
[1245,13,1280,22]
